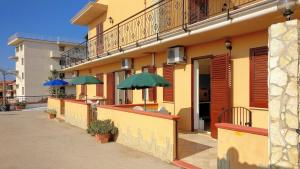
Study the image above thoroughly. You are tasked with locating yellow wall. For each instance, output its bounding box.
[217,127,268,169]
[88,0,150,38]
[97,106,177,162]
[47,97,64,119]
[64,101,90,129]
[73,30,269,131]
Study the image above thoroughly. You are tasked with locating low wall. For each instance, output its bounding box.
[216,123,268,169]
[97,104,179,162]
[47,97,64,119]
[64,100,91,129]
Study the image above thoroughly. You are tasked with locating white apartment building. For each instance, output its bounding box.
[8,33,78,101]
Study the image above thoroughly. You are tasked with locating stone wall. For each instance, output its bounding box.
[268,19,299,169]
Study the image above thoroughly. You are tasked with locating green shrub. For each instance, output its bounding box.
[87,119,118,135]
[16,101,26,107]
[47,109,57,115]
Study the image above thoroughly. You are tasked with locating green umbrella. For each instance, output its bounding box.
[70,76,103,102]
[117,72,170,110]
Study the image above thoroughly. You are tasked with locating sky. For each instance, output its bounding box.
[0,0,89,73]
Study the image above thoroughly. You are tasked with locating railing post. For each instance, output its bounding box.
[227,0,231,20]
[117,24,120,51]
[182,0,187,32]
[85,41,88,60]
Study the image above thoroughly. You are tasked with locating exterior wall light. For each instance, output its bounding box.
[277,0,297,21]
[108,17,114,25]
[225,40,232,51]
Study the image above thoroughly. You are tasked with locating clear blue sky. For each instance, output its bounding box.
[0,0,89,71]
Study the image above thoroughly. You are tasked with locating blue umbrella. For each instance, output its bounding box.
[43,79,68,98]
[43,79,68,86]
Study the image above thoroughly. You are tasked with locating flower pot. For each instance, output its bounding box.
[48,114,56,119]
[95,134,111,143]
[15,106,24,110]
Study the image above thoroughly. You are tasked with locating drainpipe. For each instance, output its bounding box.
[151,53,155,66]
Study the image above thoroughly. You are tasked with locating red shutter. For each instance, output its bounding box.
[106,72,115,105]
[96,23,104,55]
[163,64,174,102]
[211,54,231,138]
[250,47,268,108]
[96,73,104,97]
[145,66,157,102]
[81,85,86,95]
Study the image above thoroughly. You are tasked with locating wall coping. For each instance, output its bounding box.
[216,123,268,136]
[113,103,158,108]
[64,99,90,106]
[48,97,63,101]
[98,105,180,121]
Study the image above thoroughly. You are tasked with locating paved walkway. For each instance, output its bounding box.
[178,132,217,169]
[0,110,178,169]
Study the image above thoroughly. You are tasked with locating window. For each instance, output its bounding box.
[59,58,66,66]
[250,46,268,108]
[22,72,24,79]
[19,44,23,51]
[21,58,24,65]
[16,46,19,52]
[59,46,65,52]
[163,64,174,102]
[22,87,24,95]
[59,73,65,79]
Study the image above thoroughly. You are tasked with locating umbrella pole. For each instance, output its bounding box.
[143,89,146,111]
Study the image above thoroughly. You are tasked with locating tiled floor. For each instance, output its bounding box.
[178,132,217,169]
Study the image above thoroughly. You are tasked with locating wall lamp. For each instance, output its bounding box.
[225,40,232,51]
[277,0,297,21]
[108,17,114,25]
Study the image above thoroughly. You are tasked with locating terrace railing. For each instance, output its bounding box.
[218,107,252,127]
[61,0,265,68]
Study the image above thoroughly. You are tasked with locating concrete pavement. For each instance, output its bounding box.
[0,110,178,169]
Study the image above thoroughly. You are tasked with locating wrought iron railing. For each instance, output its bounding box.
[218,107,252,126]
[61,0,265,68]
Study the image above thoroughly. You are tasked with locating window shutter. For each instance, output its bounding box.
[211,54,231,138]
[106,72,115,105]
[250,47,268,108]
[163,64,174,102]
[96,73,104,97]
[147,66,157,102]
[81,85,86,95]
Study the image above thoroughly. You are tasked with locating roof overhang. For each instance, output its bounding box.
[71,2,108,26]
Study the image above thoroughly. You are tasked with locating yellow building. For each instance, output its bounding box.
[50,0,300,168]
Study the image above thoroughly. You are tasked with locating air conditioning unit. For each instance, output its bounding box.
[121,58,133,70]
[72,70,79,77]
[167,46,186,64]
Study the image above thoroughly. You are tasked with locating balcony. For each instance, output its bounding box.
[8,55,18,61]
[61,0,274,69]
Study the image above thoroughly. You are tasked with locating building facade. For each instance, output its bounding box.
[8,33,78,102]
[52,0,300,168]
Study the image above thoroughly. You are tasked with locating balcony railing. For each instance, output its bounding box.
[218,107,252,127]
[61,0,265,68]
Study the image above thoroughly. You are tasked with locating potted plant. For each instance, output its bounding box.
[15,101,26,110]
[47,109,57,119]
[88,119,118,143]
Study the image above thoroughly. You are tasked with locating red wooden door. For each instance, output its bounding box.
[210,54,231,138]
[106,72,115,105]
[189,0,208,24]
